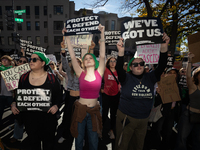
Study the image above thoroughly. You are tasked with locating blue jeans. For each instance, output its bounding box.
[175,110,200,150]
[13,120,24,139]
[0,95,13,126]
[75,113,98,150]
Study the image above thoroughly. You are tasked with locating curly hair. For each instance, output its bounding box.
[192,67,200,85]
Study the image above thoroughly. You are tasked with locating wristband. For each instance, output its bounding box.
[100,39,105,42]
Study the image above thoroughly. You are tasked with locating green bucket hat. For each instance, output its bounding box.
[32,52,50,65]
[127,57,135,72]
[82,53,99,69]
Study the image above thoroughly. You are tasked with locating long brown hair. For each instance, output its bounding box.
[192,67,200,85]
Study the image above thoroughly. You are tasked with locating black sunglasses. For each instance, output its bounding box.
[19,60,27,64]
[132,61,145,67]
[49,63,54,65]
[29,58,42,63]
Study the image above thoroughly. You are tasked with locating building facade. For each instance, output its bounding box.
[0,0,132,59]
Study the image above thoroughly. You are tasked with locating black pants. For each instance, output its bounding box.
[102,92,120,130]
[62,95,79,149]
[22,112,57,150]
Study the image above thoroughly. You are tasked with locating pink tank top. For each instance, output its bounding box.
[79,70,102,99]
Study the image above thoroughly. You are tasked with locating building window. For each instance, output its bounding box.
[27,36,31,41]
[8,37,14,45]
[111,20,115,30]
[35,36,40,45]
[17,23,22,30]
[16,6,21,10]
[35,21,40,30]
[0,6,2,15]
[54,36,62,45]
[44,36,48,43]
[105,21,109,30]
[26,6,30,15]
[5,6,12,11]
[54,5,63,15]
[54,21,63,30]
[44,21,47,28]
[35,6,39,15]
[0,21,3,31]
[27,21,31,30]
[44,6,47,15]
[0,36,5,45]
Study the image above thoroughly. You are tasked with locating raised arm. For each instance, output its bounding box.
[186,52,196,93]
[116,38,127,83]
[154,33,170,80]
[97,24,106,77]
[58,62,67,77]
[62,29,83,77]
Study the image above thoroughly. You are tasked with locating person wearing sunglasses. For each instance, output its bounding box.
[115,33,170,150]
[11,52,62,150]
[17,56,28,66]
[10,56,28,144]
[0,55,13,129]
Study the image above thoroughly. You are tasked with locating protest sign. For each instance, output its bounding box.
[0,63,30,91]
[64,15,101,36]
[47,54,57,65]
[64,34,93,47]
[20,39,33,50]
[121,17,164,46]
[136,44,160,64]
[166,56,174,68]
[173,61,182,70]
[25,44,46,57]
[16,88,51,112]
[188,32,200,63]
[179,75,187,89]
[65,48,81,61]
[105,31,121,45]
[158,74,181,104]
[10,54,19,60]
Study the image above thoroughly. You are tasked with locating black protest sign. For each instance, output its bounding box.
[25,44,46,57]
[105,31,121,45]
[65,48,81,61]
[20,39,33,50]
[167,56,174,67]
[179,75,187,88]
[121,17,164,46]
[64,15,101,36]
[10,54,19,60]
[16,88,52,112]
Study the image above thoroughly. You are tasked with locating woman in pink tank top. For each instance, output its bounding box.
[62,24,105,150]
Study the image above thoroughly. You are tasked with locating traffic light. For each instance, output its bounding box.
[11,32,20,42]
[5,9,14,30]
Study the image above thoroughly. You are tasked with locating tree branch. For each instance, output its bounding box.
[158,0,170,18]
[178,11,200,21]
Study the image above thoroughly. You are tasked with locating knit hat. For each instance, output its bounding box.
[82,53,99,69]
[32,52,50,65]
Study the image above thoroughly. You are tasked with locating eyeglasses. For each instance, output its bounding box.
[19,60,27,64]
[29,58,42,63]
[132,61,145,67]
[49,63,54,65]
[110,60,117,63]
[181,71,186,73]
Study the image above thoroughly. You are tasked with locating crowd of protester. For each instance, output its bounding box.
[0,24,200,150]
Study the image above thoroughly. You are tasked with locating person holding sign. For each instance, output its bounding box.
[0,55,13,128]
[175,52,200,150]
[63,24,105,150]
[11,52,62,150]
[115,32,170,150]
